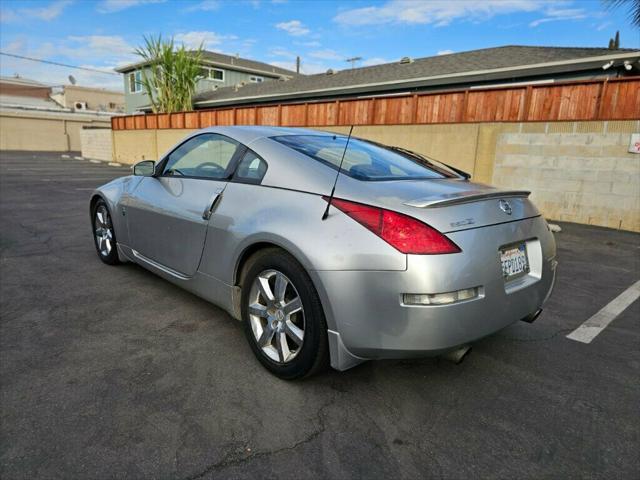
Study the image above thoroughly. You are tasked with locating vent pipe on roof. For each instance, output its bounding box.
[296,56,300,74]
[399,56,414,64]
[326,68,335,75]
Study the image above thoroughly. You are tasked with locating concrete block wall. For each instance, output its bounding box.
[0,110,111,152]
[111,120,640,232]
[1,114,69,151]
[324,124,480,176]
[493,121,640,232]
[112,129,195,164]
[79,128,113,161]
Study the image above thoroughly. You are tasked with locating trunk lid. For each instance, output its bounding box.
[337,178,540,233]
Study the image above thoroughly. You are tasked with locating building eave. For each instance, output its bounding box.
[115,59,295,79]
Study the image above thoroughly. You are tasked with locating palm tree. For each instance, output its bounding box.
[603,0,640,28]
[134,35,204,113]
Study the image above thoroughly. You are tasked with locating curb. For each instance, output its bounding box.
[63,153,127,168]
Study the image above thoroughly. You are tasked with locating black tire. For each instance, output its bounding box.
[241,248,328,380]
[91,199,120,265]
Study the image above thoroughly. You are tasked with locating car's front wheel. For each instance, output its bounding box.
[241,248,328,379]
[91,199,120,265]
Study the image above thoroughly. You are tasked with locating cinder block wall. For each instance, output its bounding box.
[80,127,113,161]
[111,120,640,232]
[0,114,69,151]
[0,110,111,152]
[112,129,194,164]
[494,121,640,232]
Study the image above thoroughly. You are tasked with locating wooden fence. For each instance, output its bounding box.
[112,76,640,131]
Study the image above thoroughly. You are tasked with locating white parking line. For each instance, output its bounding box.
[566,280,640,344]
[40,178,117,182]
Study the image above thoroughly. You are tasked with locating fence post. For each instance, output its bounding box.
[460,90,469,123]
[521,85,533,122]
[412,94,419,124]
[368,98,376,125]
[595,79,608,120]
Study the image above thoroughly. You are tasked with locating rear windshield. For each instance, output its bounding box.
[272,135,457,181]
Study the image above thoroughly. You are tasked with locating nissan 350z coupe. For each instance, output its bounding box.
[90,126,557,379]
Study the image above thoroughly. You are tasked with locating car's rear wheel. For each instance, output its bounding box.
[241,248,328,379]
[92,199,120,265]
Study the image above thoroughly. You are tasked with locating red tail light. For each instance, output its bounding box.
[323,197,461,255]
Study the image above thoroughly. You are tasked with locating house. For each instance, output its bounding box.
[50,85,124,113]
[115,51,298,113]
[192,46,640,108]
[0,75,62,111]
[0,76,124,113]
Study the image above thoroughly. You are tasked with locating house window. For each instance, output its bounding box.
[210,68,224,81]
[128,71,143,93]
[249,76,264,83]
[200,67,225,82]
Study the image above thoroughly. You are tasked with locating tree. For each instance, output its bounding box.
[134,35,204,113]
[608,30,620,48]
[603,0,640,28]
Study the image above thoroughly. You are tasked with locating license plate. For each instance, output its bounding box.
[500,243,529,280]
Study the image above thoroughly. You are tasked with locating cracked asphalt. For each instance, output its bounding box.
[1,151,639,479]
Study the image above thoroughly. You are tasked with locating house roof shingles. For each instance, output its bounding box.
[193,45,640,107]
[199,51,297,77]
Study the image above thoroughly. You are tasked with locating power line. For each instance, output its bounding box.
[0,52,120,76]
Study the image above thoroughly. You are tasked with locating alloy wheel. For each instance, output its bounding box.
[94,205,114,257]
[248,269,305,363]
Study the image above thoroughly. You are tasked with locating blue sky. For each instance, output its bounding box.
[0,0,638,91]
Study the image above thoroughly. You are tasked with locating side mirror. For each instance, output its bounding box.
[133,160,156,177]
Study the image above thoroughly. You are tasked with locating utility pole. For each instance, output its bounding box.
[345,56,362,69]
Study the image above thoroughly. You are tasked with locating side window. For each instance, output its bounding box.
[129,71,142,93]
[234,149,268,184]
[163,134,239,180]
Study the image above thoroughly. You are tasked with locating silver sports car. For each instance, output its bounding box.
[91,126,557,379]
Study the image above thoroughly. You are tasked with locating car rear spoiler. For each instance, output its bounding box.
[404,190,531,208]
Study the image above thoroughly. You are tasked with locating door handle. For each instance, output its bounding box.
[202,194,222,220]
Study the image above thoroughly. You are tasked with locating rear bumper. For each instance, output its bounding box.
[310,216,557,369]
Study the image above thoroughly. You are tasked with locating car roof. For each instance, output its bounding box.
[198,125,337,146]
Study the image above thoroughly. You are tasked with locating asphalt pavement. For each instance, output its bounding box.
[1,151,638,479]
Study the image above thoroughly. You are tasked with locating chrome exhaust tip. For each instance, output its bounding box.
[441,344,472,364]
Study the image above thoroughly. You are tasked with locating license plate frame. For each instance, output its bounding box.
[500,242,530,281]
